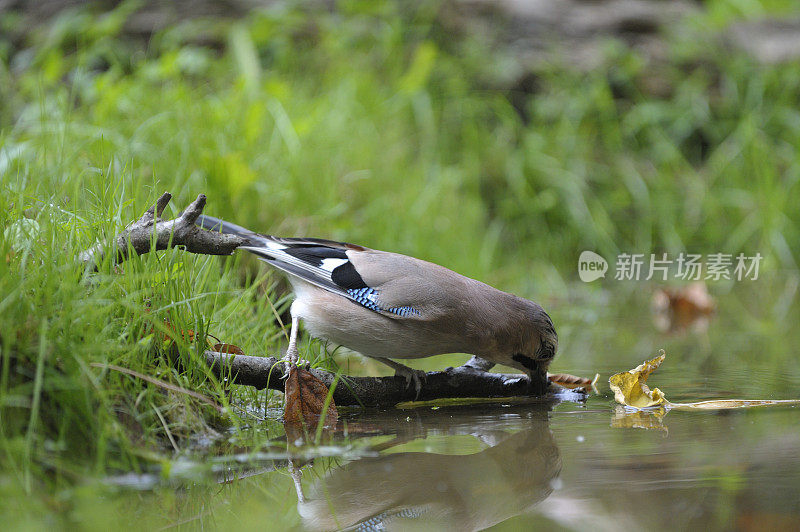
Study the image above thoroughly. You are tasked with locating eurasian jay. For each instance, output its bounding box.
[196,215,558,394]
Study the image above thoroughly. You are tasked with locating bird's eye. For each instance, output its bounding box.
[537,341,556,360]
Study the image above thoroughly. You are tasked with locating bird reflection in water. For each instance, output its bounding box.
[290,403,562,531]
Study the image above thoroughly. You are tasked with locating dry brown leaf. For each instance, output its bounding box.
[548,372,593,390]
[284,366,338,427]
[213,343,245,356]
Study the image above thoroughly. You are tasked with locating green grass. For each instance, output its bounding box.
[1,0,800,526]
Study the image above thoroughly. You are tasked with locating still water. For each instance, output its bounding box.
[96,278,800,530]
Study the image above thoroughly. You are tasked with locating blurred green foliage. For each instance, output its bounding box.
[0,0,799,525]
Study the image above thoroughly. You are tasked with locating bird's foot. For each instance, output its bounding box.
[372,357,428,399]
[281,355,312,376]
[394,366,427,400]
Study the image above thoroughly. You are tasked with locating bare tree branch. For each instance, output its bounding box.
[79,192,245,269]
[204,351,584,407]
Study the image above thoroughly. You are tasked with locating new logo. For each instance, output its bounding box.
[578,251,608,282]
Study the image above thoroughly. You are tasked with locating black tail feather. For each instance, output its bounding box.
[195,215,367,251]
[195,214,256,237]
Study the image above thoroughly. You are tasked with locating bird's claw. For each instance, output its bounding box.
[395,367,427,400]
[281,357,312,377]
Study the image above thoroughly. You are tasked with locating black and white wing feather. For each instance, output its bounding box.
[196,215,420,318]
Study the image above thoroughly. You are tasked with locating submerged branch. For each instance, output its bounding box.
[204,351,579,407]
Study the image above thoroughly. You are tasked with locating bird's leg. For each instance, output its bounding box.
[285,315,299,370]
[282,315,310,373]
[373,357,427,399]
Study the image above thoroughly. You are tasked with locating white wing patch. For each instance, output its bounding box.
[265,241,287,251]
[320,258,349,272]
[238,244,421,318]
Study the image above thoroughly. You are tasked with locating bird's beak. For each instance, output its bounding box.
[527,367,548,396]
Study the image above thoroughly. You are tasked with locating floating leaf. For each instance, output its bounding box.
[284,367,338,427]
[671,399,800,410]
[610,351,800,415]
[608,351,668,408]
[548,372,595,390]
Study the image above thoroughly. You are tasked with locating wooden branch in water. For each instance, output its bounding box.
[79,192,245,269]
[204,350,581,407]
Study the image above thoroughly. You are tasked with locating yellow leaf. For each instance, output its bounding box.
[609,351,800,416]
[608,351,669,409]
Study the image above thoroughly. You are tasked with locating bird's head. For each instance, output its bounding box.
[506,301,558,394]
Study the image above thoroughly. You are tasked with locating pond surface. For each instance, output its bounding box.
[92,277,800,531]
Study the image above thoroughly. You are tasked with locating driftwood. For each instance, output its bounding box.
[81,193,582,406]
[204,351,580,407]
[79,192,245,269]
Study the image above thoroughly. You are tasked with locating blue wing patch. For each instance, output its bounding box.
[347,287,381,312]
[346,287,420,317]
